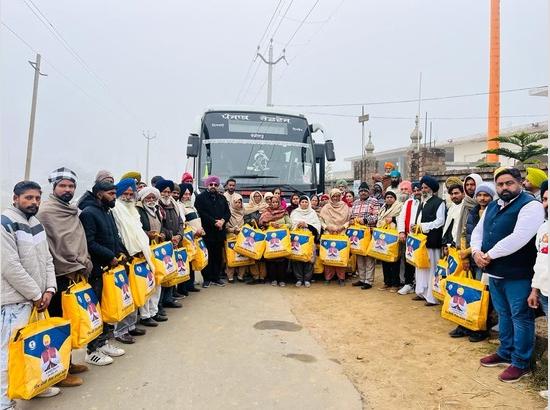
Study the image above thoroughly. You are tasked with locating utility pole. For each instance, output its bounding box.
[24,53,47,180]
[143,131,157,184]
[486,0,500,163]
[416,72,422,151]
[256,39,287,107]
[358,106,369,159]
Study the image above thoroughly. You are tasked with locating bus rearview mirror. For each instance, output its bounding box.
[187,135,200,158]
[325,140,336,162]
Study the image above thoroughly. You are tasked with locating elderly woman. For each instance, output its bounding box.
[377,191,403,291]
[244,191,267,224]
[259,196,291,287]
[290,196,321,287]
[225,194,246,283]
[320,189,351,286]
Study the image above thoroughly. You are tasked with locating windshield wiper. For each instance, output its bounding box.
[229,175,278,179]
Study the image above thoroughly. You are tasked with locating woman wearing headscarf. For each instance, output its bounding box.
[290,196,321,287]
[259,196,291,286]
[372,182,385,207]
[272,187,288,209]
[225,194,246,283]
[319,189,351,286]
[244,191,268,225]
[286,193,300,215]
[310,195,320,212]
[377,191,403,291]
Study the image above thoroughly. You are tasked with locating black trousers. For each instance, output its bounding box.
[87,272,112,353]
[48,275,72,318]
[202,240,223,282]
[382,261,401,287]
[266,259,288,282]
[403,261,415,285]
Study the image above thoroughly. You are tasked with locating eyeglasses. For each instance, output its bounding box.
[209,183,219,187]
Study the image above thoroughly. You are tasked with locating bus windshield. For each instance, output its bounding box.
[200,112,315,187]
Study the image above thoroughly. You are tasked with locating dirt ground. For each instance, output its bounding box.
[284,269,547,410]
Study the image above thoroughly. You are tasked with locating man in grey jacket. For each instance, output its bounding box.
[1,181,59,408]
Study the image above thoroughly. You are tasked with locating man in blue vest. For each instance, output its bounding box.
[471,167,544,383]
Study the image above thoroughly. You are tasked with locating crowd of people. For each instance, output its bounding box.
[1,162,548,408]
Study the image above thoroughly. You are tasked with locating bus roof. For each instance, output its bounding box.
[203,105,307,119]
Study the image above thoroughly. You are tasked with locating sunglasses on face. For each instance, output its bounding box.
[209,183,219,187]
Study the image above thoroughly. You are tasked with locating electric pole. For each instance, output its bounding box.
[256,39,288,107]
[24,53,47,180]
[358,106,369,159]
[143,131,157,184]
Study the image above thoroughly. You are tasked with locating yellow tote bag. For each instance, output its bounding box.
[150,241,177,284]
[164,247,191,286]
[61,277,103,348]
[191,238,209,271]
[313,244,324,273]
[226,235,255,267]
[432,258,449,302]
[288,229,314,262]
[346,224,371,256]
[405,228,430,268]
[447,247,463,276]
[8,309,71,400]
[101,265,135,324]
[128,257,156,307]
[182,227,197,262]
[319,234,350,267]
[366,227,400,262]
[263,227,291,259]
[234,224,266,260]
[441,271,490,331]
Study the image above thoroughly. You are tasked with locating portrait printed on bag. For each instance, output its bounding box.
[39,334,62,381]
[243,230,256,249]
[83,292,101,327]
[115,272,133,307]
[176,252,187,276]
[268,232,281,250]
[291,235,301,252]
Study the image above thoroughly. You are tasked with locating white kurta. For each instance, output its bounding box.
[415,248,441,304]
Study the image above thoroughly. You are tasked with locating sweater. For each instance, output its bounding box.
[1,206,57,305]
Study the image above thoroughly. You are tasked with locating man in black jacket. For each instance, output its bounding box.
[195,175,230,288]
[411,175,446,306]
[80,181,127,366]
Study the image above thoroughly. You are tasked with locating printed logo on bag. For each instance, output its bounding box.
[435,263,447,279]
[175,249,188,276]
[115,272,133,308]
[267,230,286,251]
[197,239,209,258]
[241,227,266,250]
[373,231,398,255]
[447,255,459,275]
[321,239,347,259]
[135,262,155,291]
[445,282,482,320]
[228,241,248,261]
[24,325,70,384]
[290,234,309,254]
[406,236,420,258]
[346,229,364,249]
[76,290,102,329]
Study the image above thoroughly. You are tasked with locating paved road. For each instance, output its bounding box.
[19,284,363,410]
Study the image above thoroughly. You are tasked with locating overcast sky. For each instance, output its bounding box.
[1,0,548,202]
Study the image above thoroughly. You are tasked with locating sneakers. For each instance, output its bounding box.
[212,280,226,287]
[479,353,511,368]
[85,350,113,366]
[498,365,531,383]
[352,281,365,287]
[36,386,61,398]
[397,284,414,295]
[202,281,211,288]
[227,278,235,283]
[98,342,125,357]
[271,280,278,286]
[279,282,286,287]
[304,281,311,288]
[56,373,83,387]
[140,317,159,327]
[295,281,303,287]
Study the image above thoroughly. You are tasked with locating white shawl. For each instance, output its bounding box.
[290,199,321,233]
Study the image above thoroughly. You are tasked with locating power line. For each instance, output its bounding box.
[304,111,548,120]
[275,86,546,108]
[2,21,140,127]
[284,0,320,49]
[236,0,284,103]
[270,0,294,39]
[21,0,144,126]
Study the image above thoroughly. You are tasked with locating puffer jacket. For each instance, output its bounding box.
[465,204,482,247]
[1,206,57,305]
